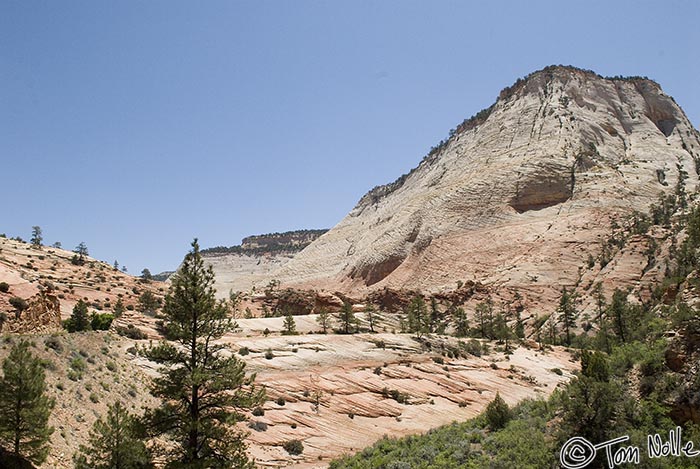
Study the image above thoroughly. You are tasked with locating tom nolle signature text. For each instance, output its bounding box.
[560,427,699,468]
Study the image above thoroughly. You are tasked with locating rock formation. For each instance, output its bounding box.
[265,66,700,313]
[1,290,61,334]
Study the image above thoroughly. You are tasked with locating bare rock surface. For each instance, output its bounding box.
[223,329,576,467]
[257,67,700,314]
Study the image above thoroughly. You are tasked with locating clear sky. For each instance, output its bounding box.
[1,1,698,274]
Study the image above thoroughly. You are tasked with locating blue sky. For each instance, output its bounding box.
[1,1,698,274]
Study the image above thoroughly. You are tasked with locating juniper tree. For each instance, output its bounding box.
[74,401,153,469]
[0,340,54,465]
[143,239,264,468]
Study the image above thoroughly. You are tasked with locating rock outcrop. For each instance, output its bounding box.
[1,291,61,334]
[266,66,700,313]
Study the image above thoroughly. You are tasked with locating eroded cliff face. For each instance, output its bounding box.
[0,291,61,334]
[270,67,700,310]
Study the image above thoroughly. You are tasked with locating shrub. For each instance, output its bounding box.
[9,296,28,312]
[115,325,147,340]
[248,421,268,432]
[265,349,274,360]
[238,346,250,356]
[382,387,409,404]
[252,407,265,417]
[89,393,99,403]
[276,397,286,406]
[69,356,87,380]
[44,335,63,353]
[0,282,9,293]
[464,339,483,357]
[90,312,114,331]
[283,439,304,455]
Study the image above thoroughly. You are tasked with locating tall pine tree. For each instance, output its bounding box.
[0,340,54,464]
[557,287,578,346]
[337,301,357,334]
[144,239,264,468]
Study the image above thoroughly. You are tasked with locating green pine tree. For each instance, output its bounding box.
[0,340,55,464]
[143,239,264,468]
[475,299,494,339]
[74,401,153,469]
[282,313,297,335]
[429,297,442,333]
[30,226,42,247]
[316,308,331,334]
[113,298,126,318]
[64,299,91,332]
[406,296,430,338]
[453,307,470,337]
[557,287,578,346]
[337,301,356,334]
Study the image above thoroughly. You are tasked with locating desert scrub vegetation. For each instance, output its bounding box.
[114,324,148,340]
[282,439,304,455]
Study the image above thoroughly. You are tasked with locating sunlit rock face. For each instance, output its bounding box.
[269,66,700,311]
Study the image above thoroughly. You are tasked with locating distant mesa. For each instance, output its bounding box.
[201,229,329,257]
